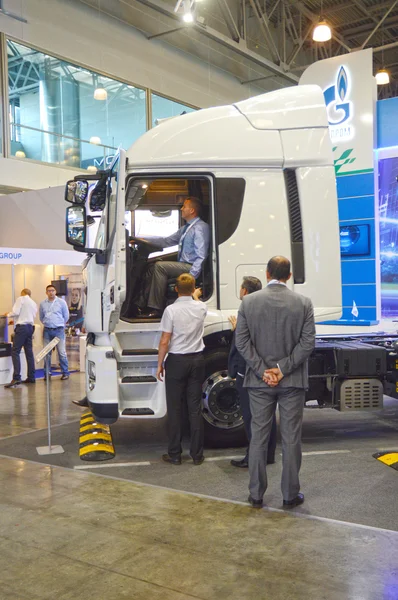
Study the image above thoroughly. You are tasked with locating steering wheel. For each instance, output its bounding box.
[129,236,159,252]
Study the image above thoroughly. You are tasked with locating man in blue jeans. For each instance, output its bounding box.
[4,288,38,388]
[39,284,70,380]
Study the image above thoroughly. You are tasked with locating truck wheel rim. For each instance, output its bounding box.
[202,370,243,430]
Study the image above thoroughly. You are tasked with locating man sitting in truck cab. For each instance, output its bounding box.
[133,197,210,318]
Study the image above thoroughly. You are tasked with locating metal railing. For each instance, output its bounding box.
[10,122,118,171]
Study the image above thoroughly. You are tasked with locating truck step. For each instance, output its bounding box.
[122,349,158,356]
[121,375,157,383]
[122,408,155,416]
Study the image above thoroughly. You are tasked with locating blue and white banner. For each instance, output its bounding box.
[0,248,84,266]
[300,50,378,324]
[300,48,376,176]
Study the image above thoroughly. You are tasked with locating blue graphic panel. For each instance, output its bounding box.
[342,284,377,308]
[338,196,374,221]
[336,172,374,198]
[341,259,376,285]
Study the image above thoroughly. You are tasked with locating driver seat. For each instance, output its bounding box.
[165,257,210,304]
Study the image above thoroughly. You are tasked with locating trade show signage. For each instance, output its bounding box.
[0,248,84,266]
[300,48,376,176]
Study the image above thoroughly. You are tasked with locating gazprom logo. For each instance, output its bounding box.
[323,66,354,141]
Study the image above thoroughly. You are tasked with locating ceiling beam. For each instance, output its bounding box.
[360,0,398,49]
[133,0,298,82]
[247,0,281,64]
[215,0,241,43]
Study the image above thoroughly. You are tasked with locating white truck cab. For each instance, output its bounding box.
[65,85,396,445]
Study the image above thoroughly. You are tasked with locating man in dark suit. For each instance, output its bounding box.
[235,256,316,509]
[228,276,277,468]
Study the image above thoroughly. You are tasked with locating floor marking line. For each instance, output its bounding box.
[0,420,80,442]
[74,461,151,469]
[302,450,351,456]
[202,455,244,462]
[1,454,396,536]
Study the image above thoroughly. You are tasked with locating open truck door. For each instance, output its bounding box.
[102,149,127,333]
[65,148,127,335]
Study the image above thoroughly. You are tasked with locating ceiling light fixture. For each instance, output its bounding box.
[375,69,390,85]
[313,20,332,42]
[182,1,194,23]
[15,150,26,158]
[94,87,107,101]
[313,0,331,42]
[87,165,98,173]
[89,136,101,145]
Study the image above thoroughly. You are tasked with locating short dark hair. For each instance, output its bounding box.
[176,273,196,294]
[46,285,56,291]
[267,256,291,281]
[186,196,202,217]
[241,276,262,295]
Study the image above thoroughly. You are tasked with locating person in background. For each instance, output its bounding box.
[39,284,70,381]
[228,276,277,468]
[157,273,207,465]
[235,256,316,509]
[68,287,84,327]
[4,289,37,388]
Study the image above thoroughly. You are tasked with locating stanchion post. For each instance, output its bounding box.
[36,337,64,456]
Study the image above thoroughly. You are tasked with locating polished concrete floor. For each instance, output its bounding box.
[1,374,398,599]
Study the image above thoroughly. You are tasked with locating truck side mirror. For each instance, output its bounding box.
[66,205,87,248]
[65,180,89,204]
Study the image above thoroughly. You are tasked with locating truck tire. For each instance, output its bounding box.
[202,349,247,448]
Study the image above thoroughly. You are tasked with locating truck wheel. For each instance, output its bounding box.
[202,350,247,448]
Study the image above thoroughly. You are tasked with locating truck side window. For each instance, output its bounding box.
[215,178,245,244]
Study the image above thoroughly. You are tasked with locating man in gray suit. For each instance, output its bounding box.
[235,256,315,509]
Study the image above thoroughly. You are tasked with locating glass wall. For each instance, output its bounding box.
[151,92,195,127]
[4,39,198,171]
[7,40,147,169]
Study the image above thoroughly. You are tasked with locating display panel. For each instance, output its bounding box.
[51,280,68,296]
[340,224,370,256]
[379,156,398,318]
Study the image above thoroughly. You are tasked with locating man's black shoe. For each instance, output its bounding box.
[162,453,182,465]
[231,457,249,468]
[248,495,263,509]
[22,379,36,384]
[193,456,205,465]
[283,493,305,508]
[61,374,69,380]
[72,397,89,407]
[4,379,21,388]
[144,310,162,319]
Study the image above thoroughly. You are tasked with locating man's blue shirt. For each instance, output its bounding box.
[39,297,69,328]
[147,217,210,279]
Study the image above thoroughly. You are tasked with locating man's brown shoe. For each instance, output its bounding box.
[162,454,181,465]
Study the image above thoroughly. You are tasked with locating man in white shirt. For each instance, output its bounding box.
[4,289,38,388]
[157,273,207,465]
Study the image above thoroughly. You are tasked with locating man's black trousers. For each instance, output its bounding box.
[12,324,35,381]
[165,352,205,460]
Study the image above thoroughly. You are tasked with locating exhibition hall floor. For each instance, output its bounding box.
[0,374,397,599]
